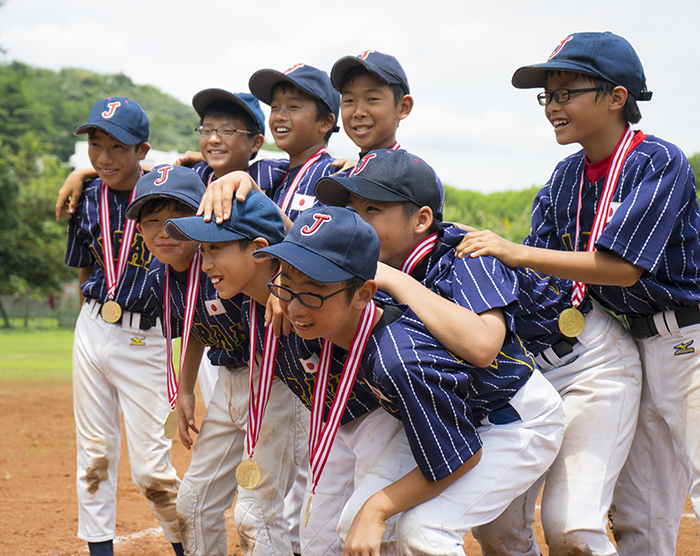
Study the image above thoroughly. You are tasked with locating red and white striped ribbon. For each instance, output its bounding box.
[246,301,280,458]
[99,179,140,300]
[308,300,377,495]
[279,147,327,214]
[571,126,635,307]
[163,250,202,409]
[400,232,438,275]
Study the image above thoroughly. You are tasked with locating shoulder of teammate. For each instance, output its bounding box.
[248,157,289,192]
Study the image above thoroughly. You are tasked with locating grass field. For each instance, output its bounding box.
[0,325,74,381]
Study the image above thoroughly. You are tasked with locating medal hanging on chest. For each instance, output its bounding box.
[563,126,637,338]
[162,252,202,439]
[235,300,279,490]
[99,182,140,322]
[304,300,377,525]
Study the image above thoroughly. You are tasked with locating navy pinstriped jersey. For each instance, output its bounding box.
[528,135,700,314]
[243,300,379,425]
[146,260,248,367]
[249,154,336,221]
[192,160,285,193]
[65,177,156,314]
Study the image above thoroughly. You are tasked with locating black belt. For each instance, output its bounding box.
[625,305,700,340]
[91,300,156,330]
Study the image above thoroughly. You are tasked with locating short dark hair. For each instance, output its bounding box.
[544,70,642,124]
[402,202,441,234]
[137,198,195,223]
[271,81,335,142]
[341,65,407,106]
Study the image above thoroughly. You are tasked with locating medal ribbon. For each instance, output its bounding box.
[279,147,327,214]
[99,178,141,300]
[400,232,438,275]
[163,251,203,410]
[570,126,635,308]
[308,300,377,496]
[246,301,280,458]
[389,141,401,150]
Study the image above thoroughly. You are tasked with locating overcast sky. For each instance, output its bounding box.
[1,0,698,193]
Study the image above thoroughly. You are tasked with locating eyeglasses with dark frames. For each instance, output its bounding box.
[536,88,598,106]
[195,125,254,138]
[267,280,355,309]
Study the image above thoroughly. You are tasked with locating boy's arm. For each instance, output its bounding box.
[456,230,643,287]
[197,170,294,231]
[342,449,482,556]
[375,263,505,367]
[56,168,97,221]
[77,266,94,306]
[177,333,205,450]
[175,151,205,167]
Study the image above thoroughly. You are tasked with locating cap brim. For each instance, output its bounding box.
[314,175,410,207]
[249,69,325,108]
[255,242,354,283]
[165,216,248,244]
[74,122,142,145]
[192,88,254,121]
[512,62,600,89]
[330,57,366,91]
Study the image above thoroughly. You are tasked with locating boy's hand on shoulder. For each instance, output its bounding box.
[265,291,293,337]
[176,391,199,450]
[455,229,523,268]
[174,150,205,167]
[342,499,386,556]
[330,158,357,176]
[55,167,96,221]
[197,171,262,224]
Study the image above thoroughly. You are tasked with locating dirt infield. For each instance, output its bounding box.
[2,380,698,555]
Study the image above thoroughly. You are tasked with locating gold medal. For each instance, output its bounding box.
[303,494,313,527]
[236,459,261,490]
[101,300,122,323]
[559,307,585,338]
[164,410,178,439]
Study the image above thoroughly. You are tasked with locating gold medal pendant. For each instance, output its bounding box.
[559,307,585,338]
[303,494,313,527]
[164,410,178,439]
[101,300,122,323]
[236,459,261,490]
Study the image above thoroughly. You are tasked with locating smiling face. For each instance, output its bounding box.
[268,84,334,167]
[276,264,365,348]
[199,240,259,299]
[340,73,411,153]
[137,203,199,272]
[199,115,262,178]
[87,128,149,191]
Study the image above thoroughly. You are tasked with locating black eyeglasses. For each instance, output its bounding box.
[195,125,253,138]
[537,88,598,106]
[267,280,354,309]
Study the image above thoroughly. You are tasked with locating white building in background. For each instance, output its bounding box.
[69,142,286,170]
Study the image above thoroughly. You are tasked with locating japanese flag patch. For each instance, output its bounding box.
[299,353,320,374]
[291,193,315,212]
[205,299,227,317]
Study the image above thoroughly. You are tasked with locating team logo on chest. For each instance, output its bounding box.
[101,102,121,118]
[300,213,332,235]
[673,340,695,356]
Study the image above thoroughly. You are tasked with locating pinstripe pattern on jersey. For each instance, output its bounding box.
[147,260,248,367]
[66,177,155,314]
[243,300,379,425]
[192,159,288,194]
[528,136,700,314]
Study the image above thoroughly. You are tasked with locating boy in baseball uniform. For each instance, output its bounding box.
[459,31,700,555]
[65,97,183,556]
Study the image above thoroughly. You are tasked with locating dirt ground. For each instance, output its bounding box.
[1,380,699,556]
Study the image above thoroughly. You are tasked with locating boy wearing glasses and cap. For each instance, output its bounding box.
[458,32,700,555]
[250,205,563,556]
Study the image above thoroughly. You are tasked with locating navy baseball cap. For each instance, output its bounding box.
[255,206,379,283]
[165,190,285,246]
[249,63,340,123]
[75,96,150,145]
[192,89,266,136]
[315,149,443,221]
[126,165,206,220]
[512,32,652,101]
[331,50,410,95]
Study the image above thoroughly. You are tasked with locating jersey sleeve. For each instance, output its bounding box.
[65,187,97,268]
[595,139,696,274]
